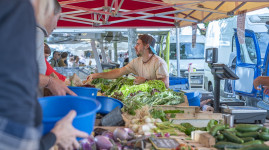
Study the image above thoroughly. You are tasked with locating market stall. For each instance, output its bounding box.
[41,0,269,150]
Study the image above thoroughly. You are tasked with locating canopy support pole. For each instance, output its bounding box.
[176,27,181,77]
[113,42,118,62]
[100,39,108,64]
[91,40,103,73]
[128,28,137,62]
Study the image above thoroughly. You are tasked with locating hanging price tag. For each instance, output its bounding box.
[237,10,247,44]
[192,23,197,48]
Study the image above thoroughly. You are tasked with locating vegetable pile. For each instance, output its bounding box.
[79,127,137,150]
[91,77,185,115]
[206,120,269,150]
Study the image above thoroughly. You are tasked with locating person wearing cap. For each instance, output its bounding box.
[87,34,169,88]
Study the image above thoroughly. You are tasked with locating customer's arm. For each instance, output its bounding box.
[39,74,76,96]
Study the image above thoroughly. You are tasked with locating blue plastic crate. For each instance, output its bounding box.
[169,77,188,86]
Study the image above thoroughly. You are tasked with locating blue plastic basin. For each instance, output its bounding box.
[184,92,200,107]
[39,96,101,135]
[96,96,124,114]
[68,86,99,99]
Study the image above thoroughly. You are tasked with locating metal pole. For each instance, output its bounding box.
[113,42,118,62]
[214,75,221,113]
[91,40,103,73]
[128,28,137,62]
[176,27,180,77]
[100,39,108,63]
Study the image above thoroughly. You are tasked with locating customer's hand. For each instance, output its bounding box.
[47,78,76,96]
[263,86,269,95]
[51,110,88,150]
[253,76,262,90]
[134,76,146,85]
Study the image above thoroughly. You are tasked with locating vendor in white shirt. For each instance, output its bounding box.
[87,34,169,88]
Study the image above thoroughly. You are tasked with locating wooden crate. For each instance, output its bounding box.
[174,111,223,120]
[153,105,200,114]
[192,131,216,148]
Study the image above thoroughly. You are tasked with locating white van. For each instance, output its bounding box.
[204,8,269,97]
[169,34,206,76]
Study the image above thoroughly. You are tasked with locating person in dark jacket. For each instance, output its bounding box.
[0,0,87,150]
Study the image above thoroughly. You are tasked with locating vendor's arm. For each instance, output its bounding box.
[39,74,76,96]
[159,76,169,88]
[88,67,130,80]
[253,76,269,90]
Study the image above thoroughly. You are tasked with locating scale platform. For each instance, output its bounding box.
[220,98,245,106]
[221,106,267,124]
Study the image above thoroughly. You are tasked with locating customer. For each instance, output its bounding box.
[50,51,60,67]
[73,55,80,67]
[35,0,73,96]
[44,43,66,82]
[0,0,87,150]
[58,52,68,67]
[44,43,51,60]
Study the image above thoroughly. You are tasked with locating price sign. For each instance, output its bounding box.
[192,23,197,48]
[237,10,247,44]
[149,137,179,149]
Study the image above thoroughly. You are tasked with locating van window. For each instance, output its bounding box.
[256,32,269,62]
[239,36,257,64]
[170,43,205,60]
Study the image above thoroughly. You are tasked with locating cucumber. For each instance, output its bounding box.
[259,132,269,140]
[214,141,244,149]
[222,131,244,144]
[262,127,269,133]
[207,119,218,131]
[243,140,263,146]
[235,124,262,132]
[236,132,259,138]
[224,128,236,132]
[242,137,255,142]
[239,144,269,150]
[210,124,226,136]
[217,134,224,140]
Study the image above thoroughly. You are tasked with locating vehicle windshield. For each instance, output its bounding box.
[256,32,269,61]
[170,43,205,59]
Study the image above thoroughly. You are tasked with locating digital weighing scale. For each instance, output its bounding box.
[221,106,267,124]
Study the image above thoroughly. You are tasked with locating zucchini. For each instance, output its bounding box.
[243,140,263,146]
[236,132,259,138]
[262,127,269,133]
[239,144,269,150]
[259,132,269,140]
[242,137,255,142]
[214,141,244,149]
[235,124,262,132]
[222,131,244,144]
[210,124,226,136]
